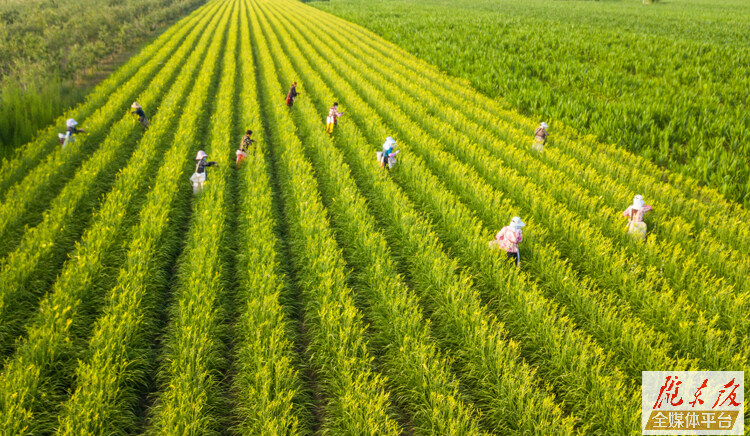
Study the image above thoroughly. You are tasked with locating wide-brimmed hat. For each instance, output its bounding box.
[196,150,208,160]
[66,118,78,128]
[632,195,645,210]
[540,122,548,129]
[510,216,526,229]
[131,101,141,109]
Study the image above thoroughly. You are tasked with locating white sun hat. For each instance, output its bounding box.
[131,101,141,109]
[510,216,526,229]
[66,118,78,128]
[632,194,645,210]
[540,122,548,129]
[196,150,208,160]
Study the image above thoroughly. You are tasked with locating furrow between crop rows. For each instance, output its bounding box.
[249,0,402,432]
[146,4,239,433]
[255,4,486,434]
[0,2,226,363]
[0,2,231,432]
[259,1,605,433]
[227,0,311,432]
[52,3,231,432]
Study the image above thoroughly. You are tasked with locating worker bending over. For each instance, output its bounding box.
[237,130,255,166]
[489,216,525,266]
[58,118,85,149]
[377,136,400,170]
[622,194,652,239]
[131,102,149,129]
[286,81,298,107]
[190,150,217,194]
[533,122,549,152]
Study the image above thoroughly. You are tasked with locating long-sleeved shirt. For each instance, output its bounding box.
[195,159,217,175]
[240,135,254,152]
[495,226,523,253]
[622,205,652,223]
[132,107,145,118]
[328,106,342,121]
[66,125,83,135]
[288,85,297,99]
[534,127,548,140]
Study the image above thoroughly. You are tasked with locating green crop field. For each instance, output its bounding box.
[0,0,748,433]
[314,0,750,207]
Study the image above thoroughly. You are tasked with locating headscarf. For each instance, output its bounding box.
[383,136,396,153]
[510,216,526,230]
[632,195,645,210]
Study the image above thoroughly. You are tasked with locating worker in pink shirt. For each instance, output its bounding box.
[325,102,343,134]
[622,194,652,239]
[489,216,525,266]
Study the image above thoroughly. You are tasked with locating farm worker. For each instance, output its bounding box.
[58,118,85,149]
[190,150,217,194]
[377,136,399,170]
[325,102,343,134]
[131,101,149,129]
[236,129,255,166]
[489,216,525,266]
[622,194,652,239]
[286,81,298,107]
[533,122,549,152]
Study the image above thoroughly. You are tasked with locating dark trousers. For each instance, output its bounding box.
[507,251,519,265]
